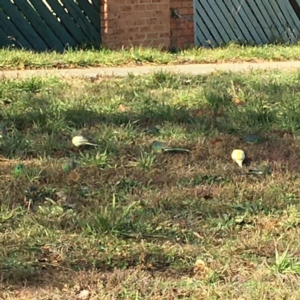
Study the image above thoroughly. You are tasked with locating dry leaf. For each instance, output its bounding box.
[189,108,211,118]
[233,98,245,105]
[193,259,211,279]
[193,231,202,239]
[118,104,131,113]
[76,289,90,300]
[66,171,81,183]
[210,138,223,145]
[49,253,63,266]
[56,190,67,202]
[194,259,206,272]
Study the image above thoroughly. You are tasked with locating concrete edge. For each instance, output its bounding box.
[1,61,300,79]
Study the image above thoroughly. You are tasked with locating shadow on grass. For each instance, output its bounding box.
[2,71,300,287]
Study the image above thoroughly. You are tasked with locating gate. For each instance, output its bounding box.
[0,0,100,52]
[193,0,300,47]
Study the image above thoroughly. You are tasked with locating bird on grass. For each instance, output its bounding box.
[151,141,190,153]
[13,164,25,177]
[231,149,245,168]
[62,159,77,172]
[248,163,272,175]
[72,135,98,148]
[240,134,262,144]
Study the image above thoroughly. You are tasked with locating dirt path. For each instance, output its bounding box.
[1,60,300,78]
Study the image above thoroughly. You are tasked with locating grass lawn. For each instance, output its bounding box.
[1,43,300,70]
[2,69,300,299]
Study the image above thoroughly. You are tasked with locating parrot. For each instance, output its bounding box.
[151,141,190,153]
[231,149,245,168]
[72,135,98,147]
[13,164,25,177]
[248,163,272,175]
[240,134,261,144]
[62,160,77,172]
[144,126,160,135]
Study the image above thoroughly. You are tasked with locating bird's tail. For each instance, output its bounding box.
[85,142,98,146]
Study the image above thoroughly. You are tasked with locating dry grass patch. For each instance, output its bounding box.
[1,69,300,298]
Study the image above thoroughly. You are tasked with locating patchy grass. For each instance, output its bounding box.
[2,69,300,299]
[1,42,300,70]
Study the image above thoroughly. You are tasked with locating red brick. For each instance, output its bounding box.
[119,18,143,27]
[159,32,170,38]
[186,22,194,29]
[105,27,114,35]
[118,18,130,26]
[103,35,119,42]
[145,18,159,25]
[179,8,189,14]
[170,1,182,8]
[145,3,158,10]
[135,10,148,18]
[122,35,134,41]
[182,28,193,36]
[179,36,191,43]
[176,29,183,36]
[157,3,170,10]
[135,19,146,25]
[139,25,150,32]
[114,27,126,34]
[151,24,166,32]
[111,0,126,3]
[170,22,178,30]
[152,10,168,17]
[120,5,132,11]
[135,33,147,40]
[120,12,135,19]
[105,12,119,19]
[133,4,145,10]
[107,5,120,11]
[186,7,194,14]
[181,1,193,8]
[147,32,159,39]
[127,27,140,34]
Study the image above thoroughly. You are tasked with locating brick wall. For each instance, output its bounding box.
[170,0,194,49]
[101,0,171,49]
[100,0,194,49]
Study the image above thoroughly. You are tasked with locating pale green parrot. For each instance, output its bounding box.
[72,135,98,147]
[231,149,245,168]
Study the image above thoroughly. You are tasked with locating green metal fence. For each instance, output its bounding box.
[194,0,300,47]
[0,0,101,51]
